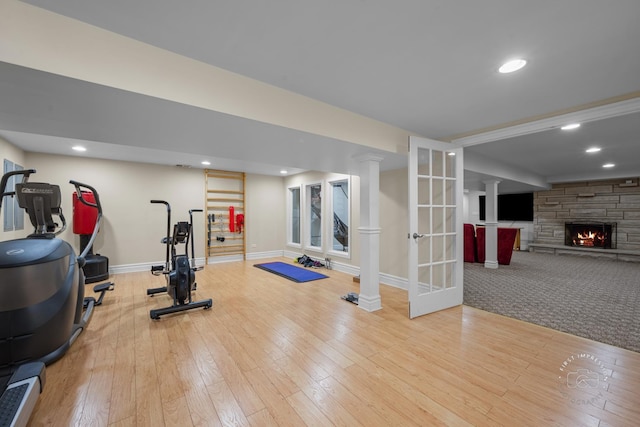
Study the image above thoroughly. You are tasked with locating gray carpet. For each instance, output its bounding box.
[463,251,640,353]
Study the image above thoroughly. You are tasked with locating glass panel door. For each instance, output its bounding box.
[408,136,463,318]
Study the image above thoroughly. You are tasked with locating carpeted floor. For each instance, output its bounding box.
[464,250,640,352]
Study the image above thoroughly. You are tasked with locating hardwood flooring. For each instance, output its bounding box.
[29,258,640,426]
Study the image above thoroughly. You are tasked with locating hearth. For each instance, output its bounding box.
[564,222,617,249]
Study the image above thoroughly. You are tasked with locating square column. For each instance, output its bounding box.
[483,180,500,269]
[356,154,383,312]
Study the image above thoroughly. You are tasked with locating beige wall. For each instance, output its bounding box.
[24,152,206,266]
[380,168,409,278]
[245,174,286,254]
[0,135,26,165]
[7,149,287,268]
[0,135,27,241]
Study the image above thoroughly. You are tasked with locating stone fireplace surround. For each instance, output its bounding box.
[529,177,640,262]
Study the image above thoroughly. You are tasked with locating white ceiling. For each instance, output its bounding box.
[2,0,640,191]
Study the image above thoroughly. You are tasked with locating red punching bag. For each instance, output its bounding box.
[229,206,235,232]
[73,191,98,235]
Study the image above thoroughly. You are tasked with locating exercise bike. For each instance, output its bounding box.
[147,200,212,319]
[0,169,113,426]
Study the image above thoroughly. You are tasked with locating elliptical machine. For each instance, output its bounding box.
[0,169,113,426]
[147,200,212,319]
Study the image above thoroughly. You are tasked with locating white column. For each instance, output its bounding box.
[356,154,383,312]
[483,180,500,269]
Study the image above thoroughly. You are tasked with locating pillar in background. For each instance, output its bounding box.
[483,180,500,269]
[356,154,383,312]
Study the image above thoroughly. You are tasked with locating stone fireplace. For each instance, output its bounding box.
[564,222,616,249]
[529,178,640,261]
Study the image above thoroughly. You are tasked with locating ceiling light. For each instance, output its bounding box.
[447,152,456,156]
[603,163,615,168]
[72,145,86,152]
[280,170,288,174]
[498,59,527,74]
[561,123,581,130]
[586,147,601,153]
[201,161,211,165]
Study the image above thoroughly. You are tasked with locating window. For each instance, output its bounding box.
[329,179,349,255]
[3,159,25,232]
[288,186,301,245]
[306,183,322,249]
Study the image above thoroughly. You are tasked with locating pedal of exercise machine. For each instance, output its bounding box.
[150,265,165,276]
[83,282,115,309]
[0,362,46,427]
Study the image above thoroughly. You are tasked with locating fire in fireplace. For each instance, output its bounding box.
[564,222,616,249]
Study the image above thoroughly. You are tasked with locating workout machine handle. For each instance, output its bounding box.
[151,200,171,270]
[0,169,36,212]
[70,180,104,261]
[151,200,170,208]
[70,180,103,214]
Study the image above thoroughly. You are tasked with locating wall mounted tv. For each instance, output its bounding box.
[479,192,534,222]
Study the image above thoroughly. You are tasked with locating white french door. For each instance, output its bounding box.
[408,136,463,318]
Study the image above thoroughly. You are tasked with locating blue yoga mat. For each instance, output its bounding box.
[254,262,328,283]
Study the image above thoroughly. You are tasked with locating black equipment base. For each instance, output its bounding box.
[150,298,212,320]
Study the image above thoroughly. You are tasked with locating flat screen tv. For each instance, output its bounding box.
[479,192,533,222]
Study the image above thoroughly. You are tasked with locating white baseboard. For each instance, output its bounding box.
[110,261,156,275]
[245,250,285,260]
[207,254,244,264]
[283,249,303,260]
[329,260,360,277]
[379,273,408,290]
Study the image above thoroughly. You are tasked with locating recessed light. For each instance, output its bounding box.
[561,123,581,130]
[72,145,86,152]
[201,161,211,165]
[603,163,615,168]
[586,147,601,153]
[498,59,527,73]
[280,170,288,174]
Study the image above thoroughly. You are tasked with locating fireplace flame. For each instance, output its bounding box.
[574,231,603,247]
[566,222,614,249]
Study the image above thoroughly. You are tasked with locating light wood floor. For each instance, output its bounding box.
[30,258,640,426]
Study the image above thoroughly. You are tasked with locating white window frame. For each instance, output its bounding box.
[304,181,323,252]
[287,185,302,247]
[327,176,351,259]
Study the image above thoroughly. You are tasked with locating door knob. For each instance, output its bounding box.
[412,232,425,240]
